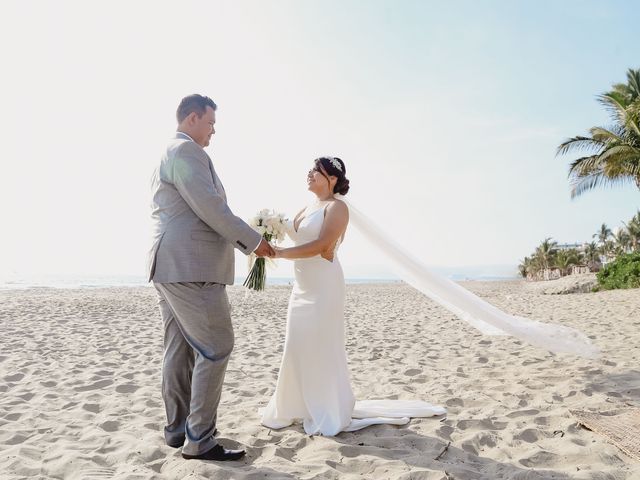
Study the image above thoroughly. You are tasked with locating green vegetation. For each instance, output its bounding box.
[524,68,640,290]
[596,252,640,290]
[519,211,640,281]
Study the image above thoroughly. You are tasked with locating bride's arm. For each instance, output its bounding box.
[276,201,348,259]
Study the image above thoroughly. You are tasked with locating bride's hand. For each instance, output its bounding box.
[273,246,285,259]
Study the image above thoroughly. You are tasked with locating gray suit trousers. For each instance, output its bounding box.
[154,281,234,456]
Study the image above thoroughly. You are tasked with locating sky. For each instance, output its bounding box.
[0,0,638,281]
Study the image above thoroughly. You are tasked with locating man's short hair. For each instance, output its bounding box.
[176,94,217,123]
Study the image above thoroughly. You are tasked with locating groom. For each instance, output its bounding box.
[148,94,274,461]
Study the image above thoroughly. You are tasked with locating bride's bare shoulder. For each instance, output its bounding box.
[327,199,348,216]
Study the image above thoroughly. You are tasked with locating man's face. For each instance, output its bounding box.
[193,106,216,147]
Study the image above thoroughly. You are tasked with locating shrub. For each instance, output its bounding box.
[596,252,640,290]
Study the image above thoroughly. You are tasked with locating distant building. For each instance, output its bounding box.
[556,242,587,252]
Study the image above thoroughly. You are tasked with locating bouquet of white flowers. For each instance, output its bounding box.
[243,209,287,291]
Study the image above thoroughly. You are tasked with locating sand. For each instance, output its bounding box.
[0,281,638,479]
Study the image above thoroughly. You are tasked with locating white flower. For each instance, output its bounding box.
[248,208,287,242]
[262,217,275,228]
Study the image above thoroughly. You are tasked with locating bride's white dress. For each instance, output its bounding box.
[260,201,446,436]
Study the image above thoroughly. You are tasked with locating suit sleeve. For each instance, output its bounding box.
[170,142,262,255]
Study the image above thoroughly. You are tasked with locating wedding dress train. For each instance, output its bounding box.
[260,201,445,436]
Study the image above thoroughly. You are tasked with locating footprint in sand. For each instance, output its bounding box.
[519,450,559,468]
[148,460,166,474]
[83,403,100,413]
[436,425,454,440]
[100,420,120,432]
[506,409,539,418]
[534,416,550,426]
[74,379,113,392]
[457,419,507,431]
[115,384,139,394]
[4,373,25,382]
[477,431,498,447]
[5,434,28,445]
[514,428,542,443]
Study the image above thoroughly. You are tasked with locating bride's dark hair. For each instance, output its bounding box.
[315,157,350,195]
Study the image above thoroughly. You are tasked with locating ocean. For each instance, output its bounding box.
[0,269,519,290]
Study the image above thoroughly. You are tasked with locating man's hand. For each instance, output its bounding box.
[254,238,275,257]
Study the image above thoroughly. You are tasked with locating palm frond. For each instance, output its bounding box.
[568,154,602,176]
[596,144,640,165]
[626,108,640,138]
[626,68,640,100]
[598,93,629,124]
[556,136,605,156]
[589,125,626,143]
[570,172,638,198]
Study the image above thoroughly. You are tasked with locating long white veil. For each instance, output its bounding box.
[335,195,599,359]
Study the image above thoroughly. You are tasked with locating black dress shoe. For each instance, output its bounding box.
[182,444,246,461]
[167,428,218,448]
[167,437,185,448]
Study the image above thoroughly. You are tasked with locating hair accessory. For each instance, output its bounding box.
[328,157,343,172]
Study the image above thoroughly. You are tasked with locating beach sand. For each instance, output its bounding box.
[0,281,638,479]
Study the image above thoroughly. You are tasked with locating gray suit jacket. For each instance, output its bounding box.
[148,132,262,284]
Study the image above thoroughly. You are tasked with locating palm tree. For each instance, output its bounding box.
[557,68,640,198]
[554,248,580,276]
[582,241,601,269]
[518,256,530,278]
[534,237,557,270]
[624,210,640,251]
[605,68,640,107]
[600,239,616,259]
[593,223,612,244]
[613,227,631,253]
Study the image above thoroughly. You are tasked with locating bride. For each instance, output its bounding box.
[260,156,598,436]
[260,157,446,436]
